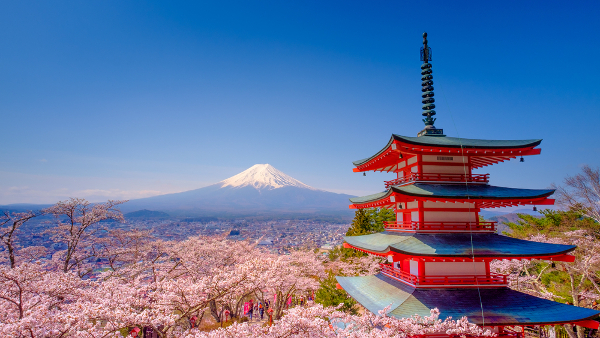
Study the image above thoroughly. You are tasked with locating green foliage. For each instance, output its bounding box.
[504,209,598,239]
[327,245,341,261]
[540,268,573,302]
[345,209,371,236]
[314,273,357,314]
[345,208,395,236]
[342,208,395,258]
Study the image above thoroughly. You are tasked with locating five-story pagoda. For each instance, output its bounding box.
[337,33,600,334]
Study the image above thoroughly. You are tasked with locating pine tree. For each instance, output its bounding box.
[342,208,396,258]
[314,273,358,314]
[345,209,371,236]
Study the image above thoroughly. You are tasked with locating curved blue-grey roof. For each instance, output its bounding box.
[396,183,555,199]
[349,190,392,204]
[352,135,542,166]
[393,135,542,149]
[344,232,575,257]
[337,274,599,325]
[349,183,554,204]
[352,137,396,166]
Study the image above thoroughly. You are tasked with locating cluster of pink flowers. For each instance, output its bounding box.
[181,304,492,338]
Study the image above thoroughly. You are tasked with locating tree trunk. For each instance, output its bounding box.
[209,299,220,323]
[568,272,586,338]
[8,243,15,269]
[564,325,578,338]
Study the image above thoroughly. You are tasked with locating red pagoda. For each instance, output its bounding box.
[337,33,599,334]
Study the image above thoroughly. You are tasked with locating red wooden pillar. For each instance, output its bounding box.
[418,259,425,277]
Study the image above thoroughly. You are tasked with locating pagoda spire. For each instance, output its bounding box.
[417,32,444,137]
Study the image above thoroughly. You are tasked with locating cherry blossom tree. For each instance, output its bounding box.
[43,198,127,276]
[555,165,600,223]
[250,250,326,320]
[0,210,41,268]
[0,262,94,338]
[94,228,153,272]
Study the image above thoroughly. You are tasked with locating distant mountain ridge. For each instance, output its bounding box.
[125,209,170,219]
[120,164,354,218]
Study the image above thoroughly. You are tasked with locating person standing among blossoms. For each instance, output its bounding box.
[259,302,264,320]
[248,299,254,321]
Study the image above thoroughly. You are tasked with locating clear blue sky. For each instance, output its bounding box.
[1,1,599,204]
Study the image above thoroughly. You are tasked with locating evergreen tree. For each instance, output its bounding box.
[345,209,371,236]
[342,208,395,258]
[314,273,358,314]
[366,207,395,233]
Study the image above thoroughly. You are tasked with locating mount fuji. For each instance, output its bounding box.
[121,164,355,218]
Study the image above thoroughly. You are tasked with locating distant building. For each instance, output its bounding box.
[257,238,273,246]
[320,244,334,251]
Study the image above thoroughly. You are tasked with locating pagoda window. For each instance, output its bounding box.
[423,201,475,208]
[422,155,468,163]
[424,211,476,222]
[411,211,420,222]
[424,262,486,276]
[406,201,419,209]
[407,156,418,165]
[409,260,419,275]
[421,165,470,174]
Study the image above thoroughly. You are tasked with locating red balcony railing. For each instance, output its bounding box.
[384,173,489,188]
[380,264,508,287]
[383,221,496,233]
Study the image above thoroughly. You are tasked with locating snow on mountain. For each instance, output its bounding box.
[219,164,317,191]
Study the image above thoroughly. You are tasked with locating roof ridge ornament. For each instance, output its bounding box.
[418,32,445,137]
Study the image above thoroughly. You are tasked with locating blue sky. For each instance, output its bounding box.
[1,1,599,204]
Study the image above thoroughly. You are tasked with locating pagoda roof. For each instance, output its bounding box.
[343,232,575,258]
[336,274,599,326]
[349,183,555,207]
[353,135,542,166]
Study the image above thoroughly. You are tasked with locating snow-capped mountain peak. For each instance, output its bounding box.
[219,164,316,191]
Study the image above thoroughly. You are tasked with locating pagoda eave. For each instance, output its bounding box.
[349,184,555,209]
[343,242,576,262]
[336,274,600,327]
[350,197,554,209]
[343,232,576,259]
[353,135,543,172]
